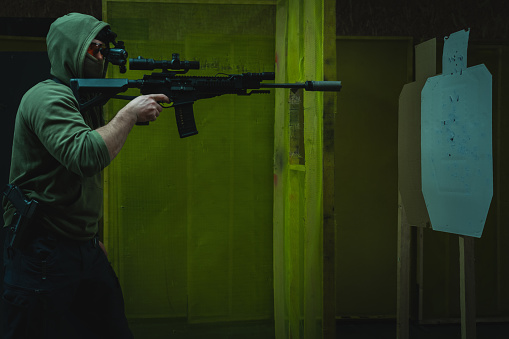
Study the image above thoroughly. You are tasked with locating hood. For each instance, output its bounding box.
[47,13,109,85]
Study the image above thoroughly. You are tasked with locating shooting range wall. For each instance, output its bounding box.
[102,0,276,324]
[334,37,413,317]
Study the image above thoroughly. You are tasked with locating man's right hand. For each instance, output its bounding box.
[121,94,170,123]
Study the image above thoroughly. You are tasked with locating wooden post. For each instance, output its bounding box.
[416,227,424,323]
[397,192,410,339]
[322,0,336,338]
[459,235,476,339]
[273,2,289,338]
[274,1,331,337]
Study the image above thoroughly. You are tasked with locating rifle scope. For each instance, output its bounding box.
[129,53,200,71]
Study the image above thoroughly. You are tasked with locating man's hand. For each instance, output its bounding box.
[121,94,170,123]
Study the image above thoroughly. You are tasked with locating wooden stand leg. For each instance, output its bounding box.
[459,235,476,339]
[416,227,424,323]
[397,195,410,339]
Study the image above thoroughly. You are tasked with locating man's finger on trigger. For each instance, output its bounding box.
[153,93,170,103]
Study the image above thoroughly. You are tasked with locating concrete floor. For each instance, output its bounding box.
[128,319,509,339]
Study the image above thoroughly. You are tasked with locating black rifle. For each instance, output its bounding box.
[2,184,39,250]
[70,53,342,138]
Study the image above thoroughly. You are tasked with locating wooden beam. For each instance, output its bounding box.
[322,0,337,337]
[273,1,289,338]
[417,227,424,323]
[459,235,477,339]
[397,192,411,339]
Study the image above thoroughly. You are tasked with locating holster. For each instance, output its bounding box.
[2,184,39,251]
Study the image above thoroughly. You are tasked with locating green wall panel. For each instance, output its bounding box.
[104,1,275,322]
[335,37,413,317]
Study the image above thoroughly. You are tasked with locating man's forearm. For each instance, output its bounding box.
[96,109,136,161]
[94,94,167,161]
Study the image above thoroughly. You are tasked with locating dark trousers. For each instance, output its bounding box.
[1,226,134,338]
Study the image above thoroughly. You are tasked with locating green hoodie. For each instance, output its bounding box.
[2,13,112,240]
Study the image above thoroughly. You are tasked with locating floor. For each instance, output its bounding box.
[128,318,274,339]
[336,321,509,339]
[128,319,509,339]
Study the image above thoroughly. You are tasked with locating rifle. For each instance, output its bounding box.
[70,53,342,138]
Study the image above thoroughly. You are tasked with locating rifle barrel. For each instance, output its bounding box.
[262,81,342,92]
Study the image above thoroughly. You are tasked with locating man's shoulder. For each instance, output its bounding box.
[21,79,77,109]
[18,79,80,128]
[25,79,73,97]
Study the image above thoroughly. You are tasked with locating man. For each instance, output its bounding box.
[1,13,168,338]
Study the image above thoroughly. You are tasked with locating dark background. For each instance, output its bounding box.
[0,0,508,42]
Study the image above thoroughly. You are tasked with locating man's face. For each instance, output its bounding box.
[87,39,106,61]
[84,38,107,78]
